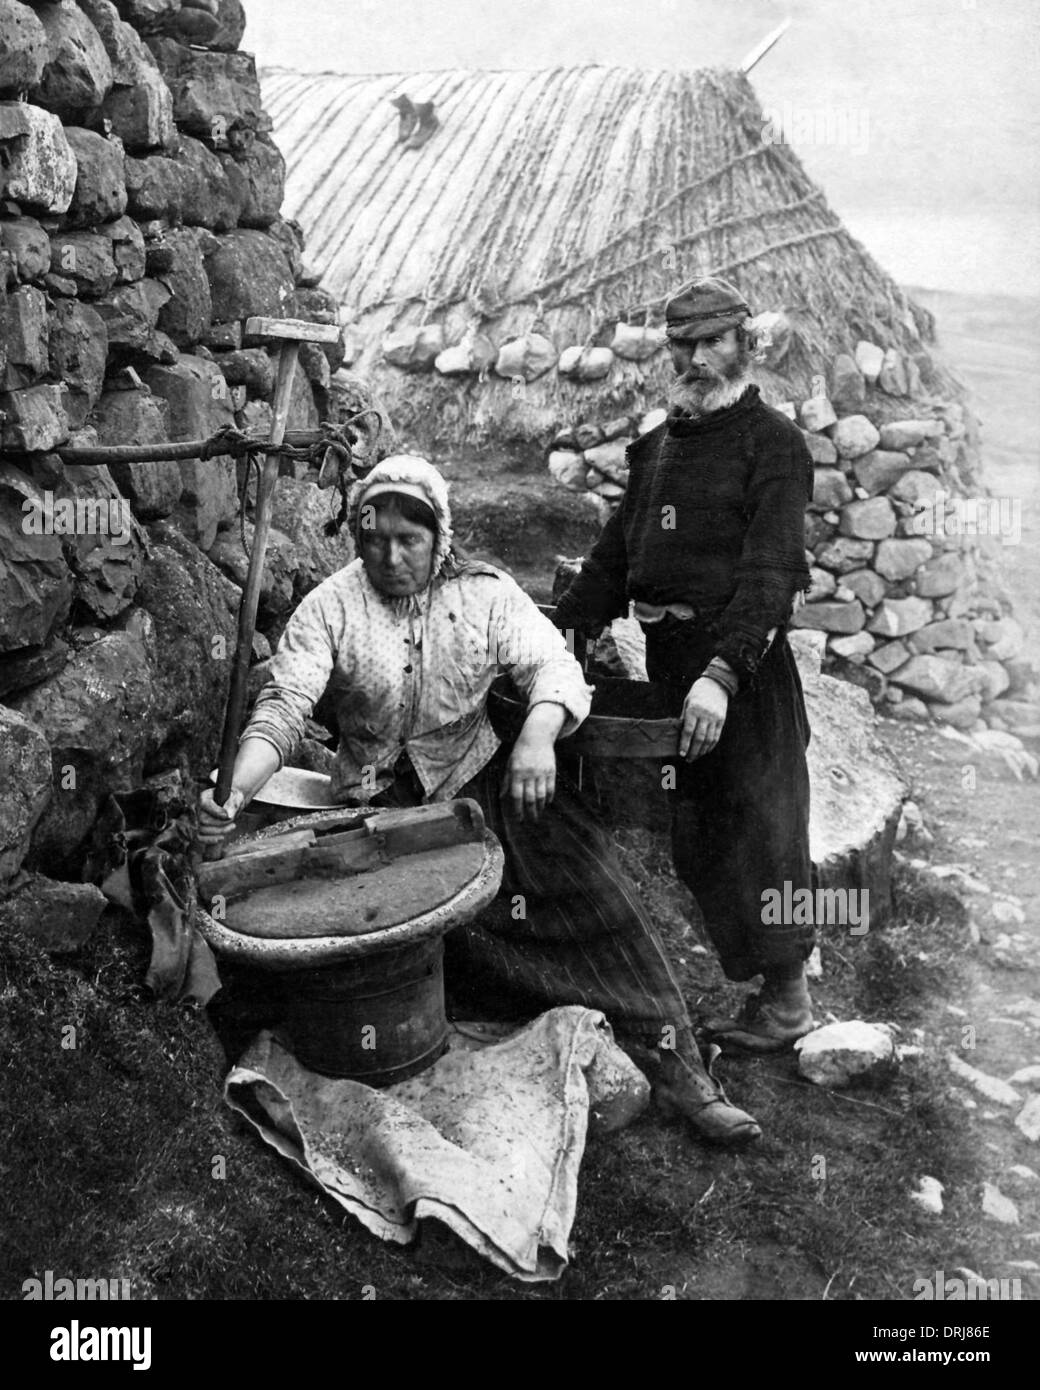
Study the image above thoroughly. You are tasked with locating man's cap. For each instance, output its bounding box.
[664,276,752,342]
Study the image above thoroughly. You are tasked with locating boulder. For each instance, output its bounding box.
[584,439,630,480]
[853,339,884,383]
[215,345,273,397]
[1,283,49,388]
[974,618,1024,662]
[557,344,614,381]
[830,631,874,661]
[209,521,296,617]
[0,636,70,700]
[930,694,982,730]
[573,422,604,452]
[49,228,118,297]
[0,705,52,883]
[0,215,50,282]
[124,148,183,220]
[889,653,978,704]
[145,38,263,144]
[112,0,181,28]
[63,126,127,226]
[867,640,910,675]
[103,213,145,283]
[807,566,836,601]
[914,549,965,599]
[48,298,107,427]
[30,0,113,120]
[144,354,238,546]
[841,568,886,608]
[135,518,240,770]
[791,599,865,634]
[832,414,880,460]
[829,353,866,413]
[907,618,976,654]
[92,275,171,352]
[879,419,944,451]
[802,430,838,465]
[853,449,912,496]
[0,383,68,450]
[0,101,77,213]
[873,537,932,582]
[0,467,73,652]
[227,137,285,229]
[796,1021,897,1087]
[0,874,107,952]
[93,386,180,520]
[799,395,837,432]
[888,469,943,508]
[878,347,909,396]
[840,497,897,540]
[205,227,295,323]
[268,475,354,597]
[153,225,212,347]
[210,0,247,51]
[10,625,157,875]
[77,0,174,150]
[548,451,587,492]
[811,467,852,511]
[177,132,246,230]
[814,537,875,574]
[382,323,444,373]
[868,596,933,638]
[986,698,1040,731]
[56,463,144,620]
[0,0,48,94]
[494,332,557,382]
[610,322,665,361]
[977,660,1010,703]
[434,332,495,376]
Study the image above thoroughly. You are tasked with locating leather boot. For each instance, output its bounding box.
[621,1038,762,1148]
[390,95,418,143]
[404,100,439,151]
[703,967,814,1053]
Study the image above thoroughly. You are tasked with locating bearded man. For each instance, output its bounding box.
[553,276,817,1057]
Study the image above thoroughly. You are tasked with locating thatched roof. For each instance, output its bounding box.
[262,64,955,455]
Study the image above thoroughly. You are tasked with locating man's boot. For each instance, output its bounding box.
[404,101,439,151]
[703,965,814,1054]
[390,95,418,143]
[622,1036,762,1148]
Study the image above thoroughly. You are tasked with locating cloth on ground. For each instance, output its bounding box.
[224,1006,650,1282]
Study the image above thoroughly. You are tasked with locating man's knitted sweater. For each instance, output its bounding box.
[554,386,814,687]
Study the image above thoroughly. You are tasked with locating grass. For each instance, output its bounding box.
[0,845,1017,1301]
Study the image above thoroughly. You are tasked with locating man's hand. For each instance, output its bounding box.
[502,701,567,821]
[196,786,246,845]
[679,677,729,761]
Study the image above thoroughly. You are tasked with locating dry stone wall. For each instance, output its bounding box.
[0,0,353,901]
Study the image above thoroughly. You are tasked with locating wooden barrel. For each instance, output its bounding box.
[283,936,448,1085]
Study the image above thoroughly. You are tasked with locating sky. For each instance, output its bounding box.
[243,0,1040,297]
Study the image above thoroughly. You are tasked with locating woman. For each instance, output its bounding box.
[198,455,761,1146]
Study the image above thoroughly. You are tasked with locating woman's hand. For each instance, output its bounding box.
[502,701,566,821]
[196,787,246,845]
[679,677,729,761]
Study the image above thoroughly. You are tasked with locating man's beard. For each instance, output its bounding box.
[668,357,753,418]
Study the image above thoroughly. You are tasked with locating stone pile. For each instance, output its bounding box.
[545,338,1037,736]
[0,0,353,916]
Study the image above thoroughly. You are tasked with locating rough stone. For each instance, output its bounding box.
[890,654,978,704]
[879,419,944,451]
[977,660,1010,703]
[0,873,107,952]
[908,618,976,654]
[494,332,557,382]
[814,537,875,574]
[878,347,910,396]
[177,133,247,230]
[791,599,865,635]
[48,298,107,426]
[112,0,180,28]
[382,323,443,372]
[811,467,852,511]
[807,566,836,601]
[103,213,145,283]
[30,0,113,121]
[0,467,73,653]
[145,38,263,144]
[205,227,295,324]
[0,382,68,450]
[986,698,1040,731]
[974,618,1024,662]
[210,0,247,51]
[1016,1095,1040,1143]
[548,451,586,492]
[0,215,50,282]
[868,640,911,675]
[152,225,212,347]
[802,430,838,465]
[144,355,236,549]
[228,137,285,229]
[853,449,913,495]
[0,101,77,213]
[873,537,932,582]
[829,353,866,412]
[909,1176,944,1216]
[841,568,887,608]
[10,625,156,875]
[796,1021,897,1087]
[832,414,880,460]
[885,696,929,722]
[124,148,183,220]
[888,469,943,509]
[209,521,296,617]
[1,283,49,388]
[840,496,897,540]
[93,275,170,352]
[56,462,143,620]
[0,0,48,93]
[49,229,118,297]
[868,596,934,639]
[93,386,180,520]
[63,126,127,226]
[915,550,965,598]
[854,339,884,383]
[829,631,874,661]
[0,705,52,883]
[610,322,665,361]
[215,345,273,397]
[930,694,982,730]
[268,476,354,598]
[78,0,174,150]
[947,1051,1021,1105]
[799,395,837,432]
[584,440,630,480]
